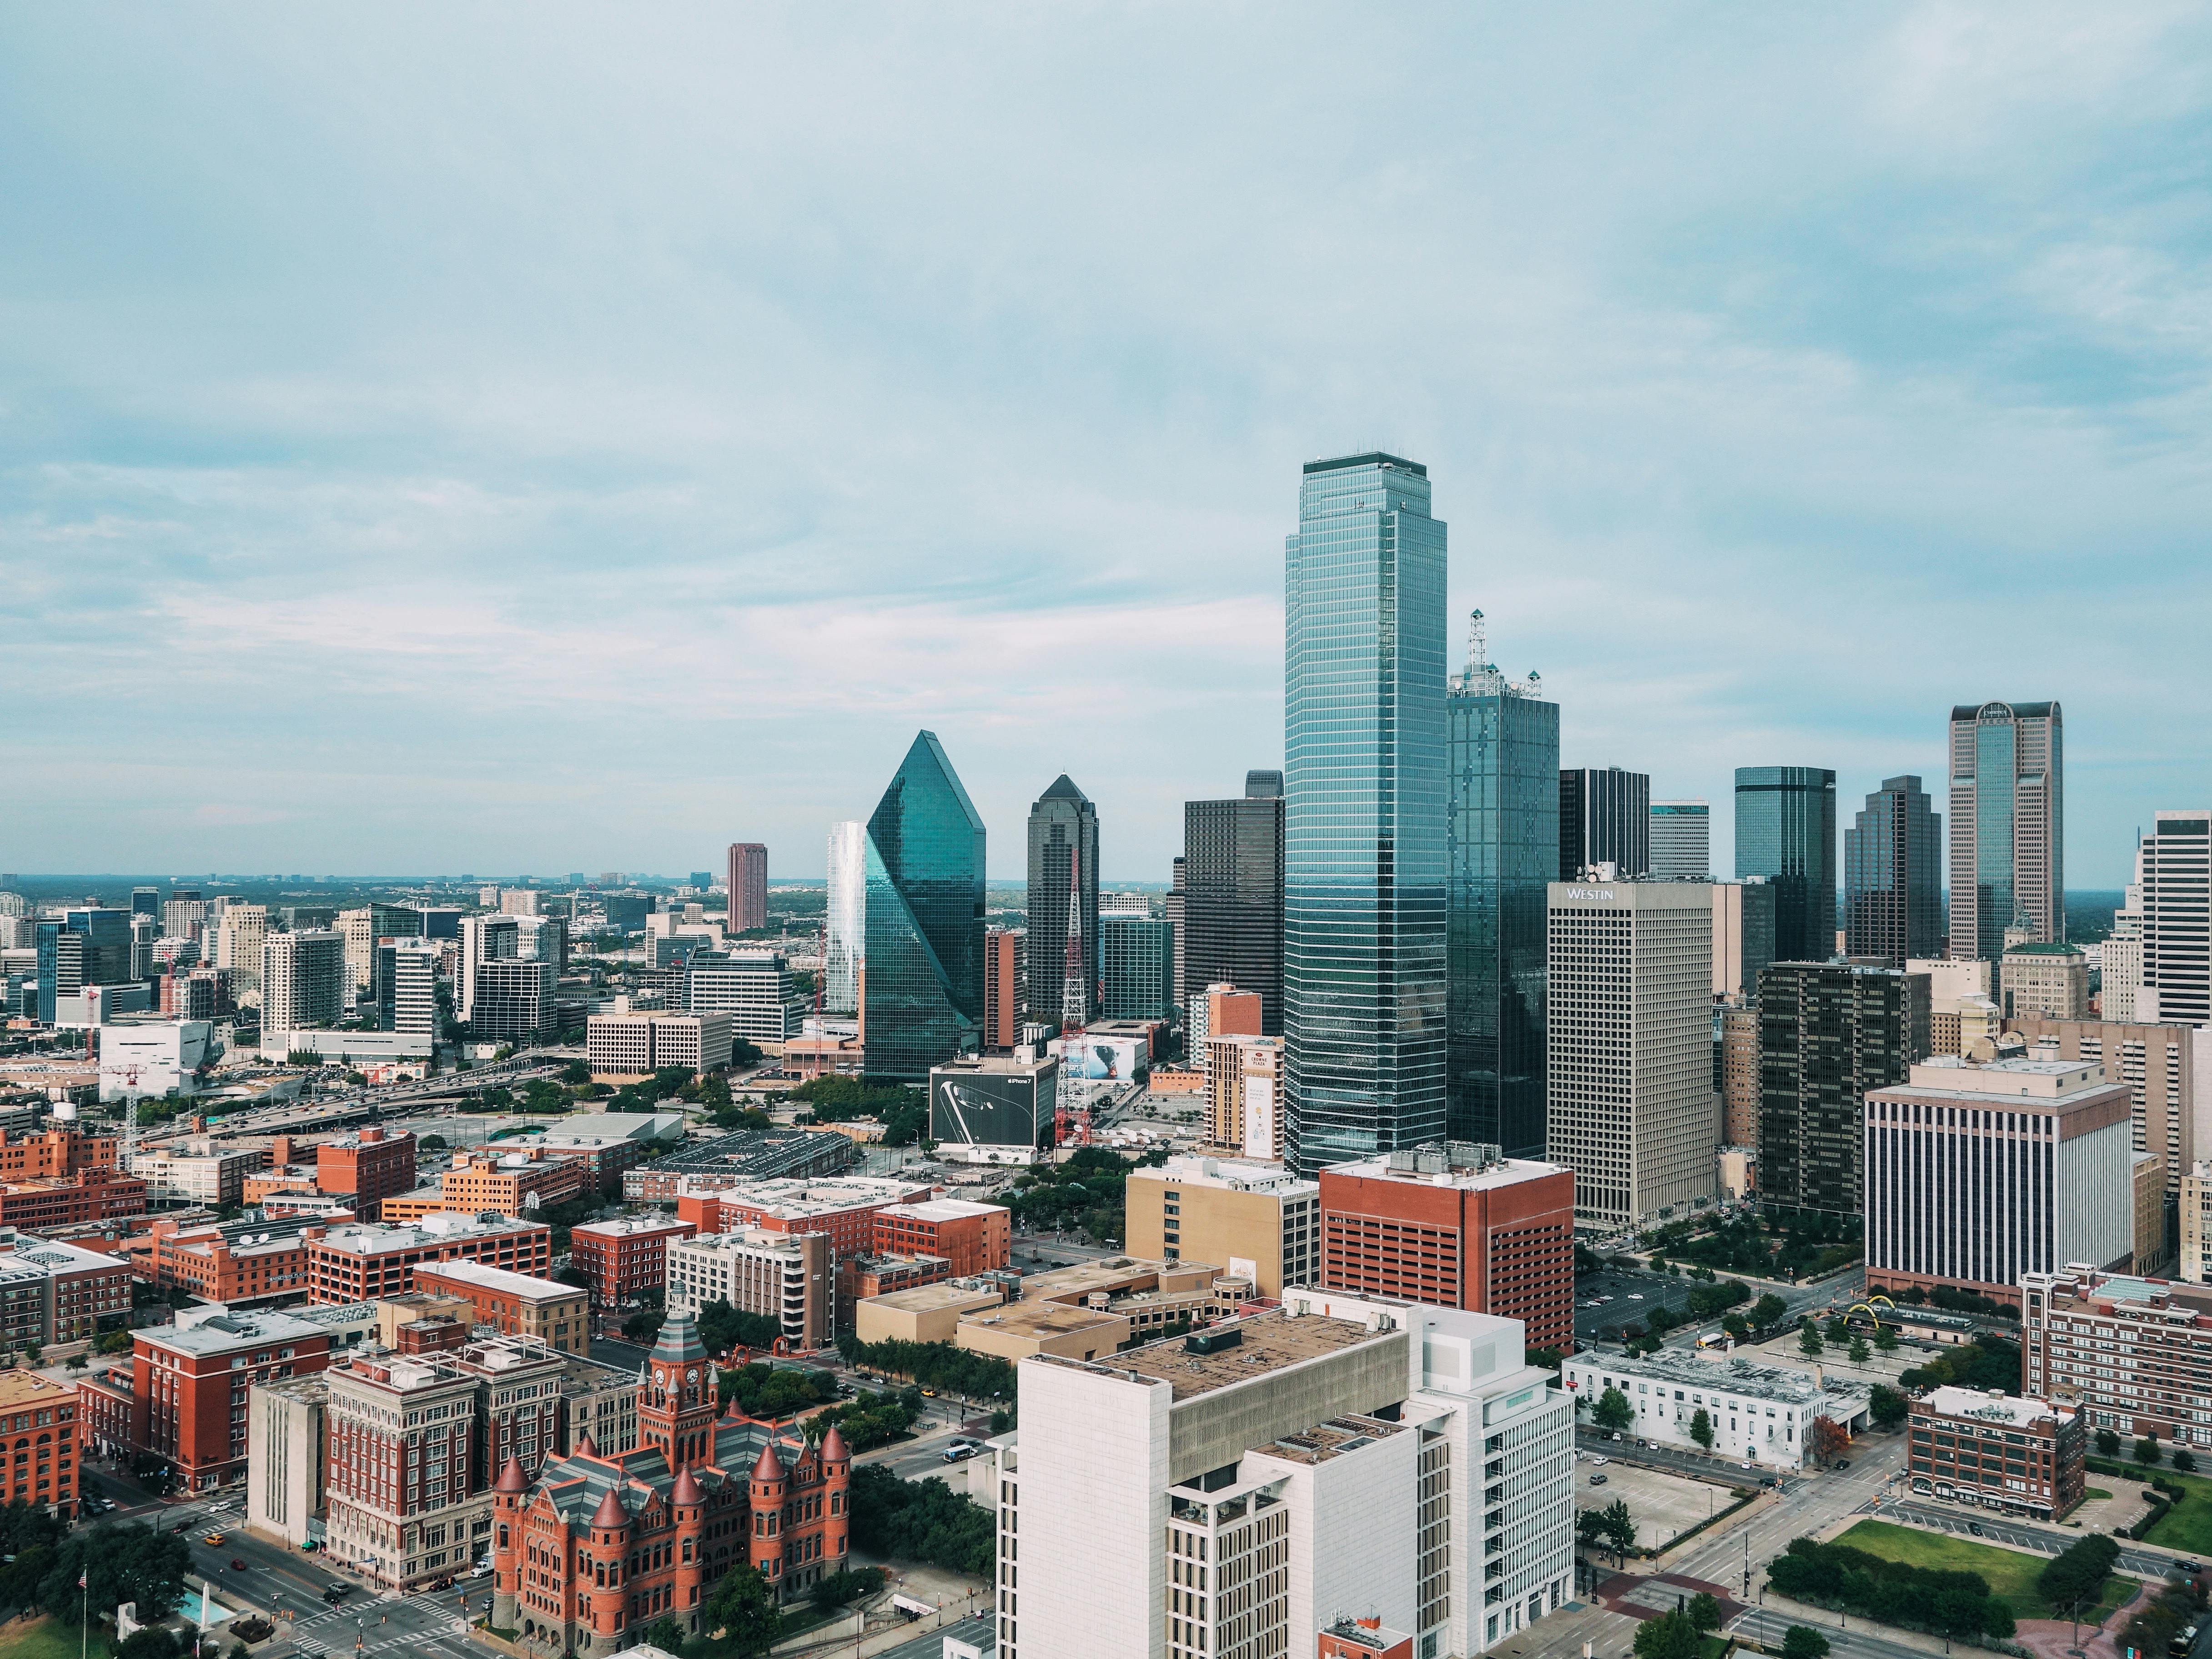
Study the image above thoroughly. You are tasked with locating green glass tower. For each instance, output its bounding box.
[1734,766,1837,964]
[862,731,986,1082]
[1446,612,1558,1156]
[1284,452,1448,1176]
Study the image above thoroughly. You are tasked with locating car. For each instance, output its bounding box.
[203,1533,225,1545]
[230,1559,247,1572]
[1589,1473,1609,1485]
[322,1586,353,1603]
[1969,1523,1984,1536]
[1627,1294,1644,1301]
[1833,1459,1850,1471]
[1589,1456,1608,1466]
[2182,1561,2205,1574]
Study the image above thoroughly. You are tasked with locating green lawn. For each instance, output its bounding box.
[1835,1521,2134,1624]
[2129,1466,2212,1554]
[0,1617,116,1659]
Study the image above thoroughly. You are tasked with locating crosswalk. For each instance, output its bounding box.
[288,1593,469,1658]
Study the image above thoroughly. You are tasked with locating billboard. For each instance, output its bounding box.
[1049,1033,1146,1082]
[930,1062,1056,1152]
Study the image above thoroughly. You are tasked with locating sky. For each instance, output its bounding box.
[5,5,2210,885]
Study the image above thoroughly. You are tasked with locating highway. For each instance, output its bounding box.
[145,1058,562,1145]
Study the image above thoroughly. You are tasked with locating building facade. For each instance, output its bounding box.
[1447,618,1559,1156]
[725,844,768,934]
[2021,1268,2212,1445]
[683,951,802,1049]
[317,1128,417,1223]
[1735,767,1837,965]
[1561,1348,1869,1472]
[863,732,986,1082]
[1558,768,1649,880]
[2006,1016,2212,1226]
[307,1214,555,1304]
[262,930,346,1034]
[1710,880,1777,999]
[1757,963,1929,1219]
[1284,452,1448,1176]
[2136,812,2210,1025]
[822,821,866,1018]
[1100,915,1175,1023]
[570,1217,698,1310]
[1182,776,1287,1038]
[1843,775,1941,967]
[2001,945,2091,1021]
[1545,879,1717,1228]
[1124,1156,1319,1299]
[1647,800,1710,881]
[664,1229,832,1349]
[982,927,1025,1050]
[413,1260,590,1355]
[1026,775,1100,1028]
[1205,1033,1283,1160]
[1949,700,2064,961]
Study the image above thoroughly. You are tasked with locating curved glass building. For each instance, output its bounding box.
[862,731,986,1082]
[822,820,867,1016]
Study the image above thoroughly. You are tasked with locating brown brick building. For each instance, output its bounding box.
[869,1199,1009,1277]
[315,1129,416,1223]
[1317,1145,1575,1353]
[412,1259,590,1355]
[0,1128,116,1181]
[0,1167,147,1230]
[307,1215,554,1304]
[1906,1385,2085,1520]
[569,1217,698,1310]
[440,1151,589,1215]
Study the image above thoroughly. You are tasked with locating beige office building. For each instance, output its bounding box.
[2137,1152,2168,1275]
[1948,700,2064,960]
[2007,1016,2212,1220]
[1719,999,1759,1148]
[218,905,268,998]
[1913,957,1993,1056]
[1203,1034,1282,1158]
[1546,879,1717,1228]
[2002,944,2090,1021]
[2184,1162,2212,1284]
[1124,1154,1318,1297]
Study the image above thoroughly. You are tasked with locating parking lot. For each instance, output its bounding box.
[1574,1268,1698,1346]
[1576,1455,1742,1550]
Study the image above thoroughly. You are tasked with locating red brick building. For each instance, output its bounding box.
[869,1199,1009,1276]
[315,1128,416,1223]
[0,1167,147,1230]
[0,1372,83,1519]
[675,1176,933,1263]
[0,1127,117,1180]
[78,1307,330,1491]
[1317,1146,1575,1354]
[491,1308,850,1654]
[307,1214,554,1304]
[569,1217,698,1309]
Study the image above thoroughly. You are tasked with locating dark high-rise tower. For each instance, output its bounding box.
[1757,961,1929,1218]
[724,844,768,933]
[1844,776,1941,967]
[1735,766,1837,963]
[1181,772,1285,1036]
[1284,451,1448,1176]
[1558,767,1649,879]
[1445,610,1558,1156]
[861,731,986,1082]
[1025,776,1099,1026]
[1947,701,2064,961]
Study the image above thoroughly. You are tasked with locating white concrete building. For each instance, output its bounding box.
[993,1293,1573,1659]
[1544,878,1717,1228]
[1648,801,1710,880]
[685,950,806,1047]
[2139,812,2211,1027]
[586,1010,732,1077]
[97,1019,213,1102]
[1560,1347,1870,1470]
[130,1140,262,1207]
[262,930,346,1034]
[664,1228,830,1349]
[218,904,267,998]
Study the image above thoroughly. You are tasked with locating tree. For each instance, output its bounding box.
[1798,1322,1824,1357]
[2096,1427,2122,1458]
[65,1352,87,1372]
[1753,1293,1788,1327]
[640,1616,688,1654]
[1689,1408,1715,1453]
[2039,1534,2120,1625]
[1781,1627,1832,1659]
[699,1563,782,1657]
[40,1521,193,1623]
[1686,1592,1724,1634]
[1824,1315,1849,1342]
[1633,1609,1700,1659]
[1598,1498,1638,1563]
[1848,1336,1870,1365]
[2177,1449,2198,1473]
[2138,1436,2164,1466]
[563,1060,592,1085]
[1593,1386,1634,1434]
[1808,1415,1848,1466]
[1868,1385,1909,1429]
[1722,1313,1750,1342]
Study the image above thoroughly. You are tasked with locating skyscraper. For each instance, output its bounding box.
[823,822,866,1017]
[1757,961,1929,1219]
[1735,766,1837,964]
[1558,768,1649,879]
[1648,801,1711,880]
[1024,776,1099,1028]
[725,843,769,934]
[1947,701,2064,960]
[981,927,1024,1050]
[1843,775,1941,967]
[34,909,131,1025]
[1445,609,1558,1155]
[2137,812,2209,1026]
[1099,915,1175,1022]
[1283,452,1448,1175]
[861,731,985,1081]
[262,930,346,1034]
[1181,771,1285,1036]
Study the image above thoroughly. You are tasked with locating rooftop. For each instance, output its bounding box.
[536,1111,685,1146]
[1248,1413,1406,1467]
[959,1300,1124,1340]
[693,1176,933,1219]
[1130,1156,1317,1198]
[1096,1308,1397,1402]
[1921,1386,2068,1429]
[1324,1141,1568,1193]
[862,1279,1006,1316]
[1569,1348,1872,1409]
[1888,1057,2119,1102]
[1023,1257,1213,1304]
[889,1198,1008,1224]
[144,1308,329,1356]
[413,1259,583,1301]
[312,1212,546,1254]
[572,1215,695,1240]
[930,1053,1056,1078]
[0,1370,77,1410]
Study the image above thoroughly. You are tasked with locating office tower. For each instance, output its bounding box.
[468,957,557,1041]
[261,931,346,1033]
[2001,944,2090,1020]
[1167,855,1186,1009]
[1914,956,1993,1055]
[1189,981,1262,1068]
[1444,609,1558,1155]
[1284,452,1448,1175]
[1843,775,1941,967]
[2106,880,2147,1023]
[1205,1032,1283,1158]
[161,897,207,940]
[1181,772,1287,1038]
[498,888,543,917]
[373,939,440,1036]
[1558,767,1649,879]
[1710,880,1776,998]
[1949,700,2065,960]
[823,821,866,1017]
[217,904,268,998]
[1718,1000,1760,1146]
[339,902,424,993]
[1648,801,1710,880]
[1124,1155,1317,1297]
[1756,962,1929,1218]
[861,730,985,1082]
[130,887,159,919]
[514,914,566,973]
[1545,879,1716,1227]
[2137,812,2212,1025]
[726,843,769,933]
[995,1294,1574,1659]
[1735,766,1837,963]
[2006,1016,2212,1218]
[1099,915,1174,1022]
[980,928,1024,1050]
[458,915,521,1024]
[130,914,156,980]
[34,909,131,1025]
[1025,775,1099,1028]
[1866,1053,2131,1308]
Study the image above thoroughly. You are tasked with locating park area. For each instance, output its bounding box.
[2088,1457,2212,1555]
[1832,1521,2134,1625]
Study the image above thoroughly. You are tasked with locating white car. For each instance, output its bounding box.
[1589,1455,1609,1466]
[1627,1293,1644,1301]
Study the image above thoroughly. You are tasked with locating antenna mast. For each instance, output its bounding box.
[1060,838,1087,1034]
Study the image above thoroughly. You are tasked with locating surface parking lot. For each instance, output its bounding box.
[1575,1455,1743,1550]
[1575,1269,1699,1345]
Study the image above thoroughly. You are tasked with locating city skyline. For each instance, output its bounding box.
[6,11,2208,882]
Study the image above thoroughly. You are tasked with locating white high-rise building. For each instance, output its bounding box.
[262,930,346,1034]
[2140,813,2210,1027]
[376,938,441,1036]
[1544,878,1718,1228]
[992,1293,1574,1659]
[1648,800,1711,880]
[218,904,268,997]
[458,915,521,1024]
[823,821,866,1017]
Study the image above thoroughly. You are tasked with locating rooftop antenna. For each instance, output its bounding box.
[1060,839,1087,1034]
[1465,608,1488,677]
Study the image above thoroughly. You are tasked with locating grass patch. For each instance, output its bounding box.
[2123,1465,2212,1554]
[1834,1520,2132,1624]
[2087,1488,2113,1501]
[0,1617,116,1659]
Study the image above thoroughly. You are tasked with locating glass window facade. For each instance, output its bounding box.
[1098,916,1175,1022]
[1947,701,2063,960]
[1733,767,1837,964]
[1283,452,1448,1175]
[1447,677,1558,1156]
[1975,719,2018,952]
[1843,775,1941,967]
[1025,776,1099,1027]
[1181,790,1285,1036]
[862,731,985,1083]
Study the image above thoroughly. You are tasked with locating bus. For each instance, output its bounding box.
[2168,1625,2197,1658]
[1697,1331,1728,1350]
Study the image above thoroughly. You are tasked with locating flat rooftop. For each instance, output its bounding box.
[961,1300,1123,1339]
[891,1198,1007,1223]
[1252,1413,1408,1467]
[572,1216,695,1240]
[1923,1386,2067,1428]
[312,1212,545,1253]
[1325,1144,1569,1193]
[1890,1057,2117,1101]
[1130,1157,1317,1198]
[702,1176,933,1217]
[865,1280,1005,1316]
[1572,1348,1871,1409]
[1024,1257,1212,1303]
[1068,1308,1396,1403]
[146,1309,328,1355]
[413,1259,580,1300]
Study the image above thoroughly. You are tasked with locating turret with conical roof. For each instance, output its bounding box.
[642,1307,719,1468]
[749,1439,790,1586]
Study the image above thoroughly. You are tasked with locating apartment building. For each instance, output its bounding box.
[129,1142,262,1209]
[869,1199,1009,1277]
[568,1216,697,1309]
[146,1213,329,1305]
[317,1129,417,1223]
[995,1293,1574,1659]
[307,1213,555,1304]
[2006,1016,2212,1223]
[2022,1267,2212,1444]
[1125,1155,1319,1298]
[439,1151,589,1215]
[665,1228,832,1351]
[1561,1347,1871,1471]
[0,1127,116,1181]
[1205,1033,1283,1159]
[0,1232,131,1342]
[1866,1056,2135,1309]
[262,930,346,1033]
[77,1307,330,1491]
[0,1167,147,1230]
[1906,1386,2085,1520]
[412,1259,590,1355]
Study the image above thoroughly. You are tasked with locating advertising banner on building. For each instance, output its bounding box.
[1049,1034,1146,1081]
[930,1066,1053,1151]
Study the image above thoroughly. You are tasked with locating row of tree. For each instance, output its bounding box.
[835,1333,1018,1405]
[1765,1535,2016,1639]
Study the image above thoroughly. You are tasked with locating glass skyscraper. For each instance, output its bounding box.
[1734,766,1837,964]
[1025,775,1099,1028]
[1283,452,1448,1175]
[1947,701,2064,960]
[35,908,132,1025]
[822,820,867,1016]
[861,731,986,1082]
[1558,767,1649,879]
[1446,620,1558,1157]
[1182,772,1285,1035]
[1843,775,1941,967]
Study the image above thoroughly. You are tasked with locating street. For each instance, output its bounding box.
[1881,1496,2186,1579]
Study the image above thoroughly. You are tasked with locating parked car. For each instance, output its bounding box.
[230,1559,247,1572]
[1589,1456,1609,1466]
[1589,1473,1609,1486]
[1968,1523,1984,1536]
[1833,1459,1850,1471]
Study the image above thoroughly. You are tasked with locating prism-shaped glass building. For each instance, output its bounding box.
[862,731,986,1082]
